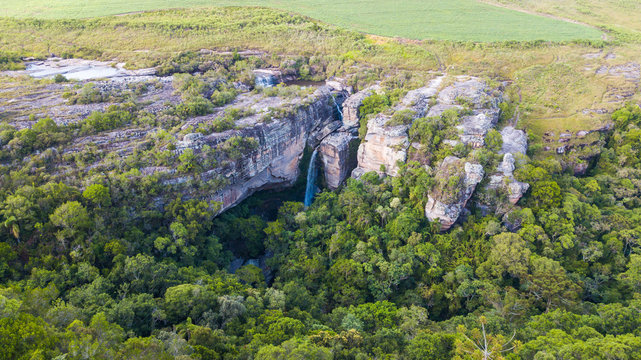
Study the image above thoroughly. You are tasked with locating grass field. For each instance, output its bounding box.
[0,0,604,42]
[486,0,641,41]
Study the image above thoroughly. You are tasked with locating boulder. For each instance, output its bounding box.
[425,156,485,231]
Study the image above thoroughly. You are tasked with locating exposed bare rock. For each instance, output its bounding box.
[6,58,156,80]
[486,153,530,205]
[354,115,411,177]
[500,126,528,155]
[353,76,444,177]
[431,77,498,110]
[319,131,358,189]
[428,77,502,147]
[457,112,499,148]
[325,78,352,94]
[201,87,340,212]
[341,85,381,127]
[425,156,484,231]
[606,62,640,80]
[0,75,176,127]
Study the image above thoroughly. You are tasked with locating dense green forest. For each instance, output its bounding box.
[1,4,641,360]
[2,86,641,359]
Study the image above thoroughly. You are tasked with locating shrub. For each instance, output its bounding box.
[485,129,503,152]
[53,74,68,83]
[210,84,238,107]
[171,97,214,119]
[387,109,416,126]
[360,93,390,119]
[81,105,134,134]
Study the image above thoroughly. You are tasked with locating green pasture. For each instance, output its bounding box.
[0,0,604,42]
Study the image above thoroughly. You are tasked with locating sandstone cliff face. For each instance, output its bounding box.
[198,86,344,212]
[319,131,358,190]
[425,157,485,231]
[353,76,443,177]
[341,85,381,128]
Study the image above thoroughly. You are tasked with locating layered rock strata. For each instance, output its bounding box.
[319,131,359,190]
[202,86,346,212]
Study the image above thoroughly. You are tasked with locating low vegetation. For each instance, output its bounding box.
[0,0,603,41]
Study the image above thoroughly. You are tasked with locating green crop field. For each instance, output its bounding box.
[0,0,604,42]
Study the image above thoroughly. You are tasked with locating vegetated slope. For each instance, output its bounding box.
[485,0,641,41]
[0,7,635,138]
[0,0,604,42]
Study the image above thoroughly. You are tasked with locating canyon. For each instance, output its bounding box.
[2,61,532,231]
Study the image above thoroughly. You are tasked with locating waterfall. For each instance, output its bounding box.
[304,149,319,207]
[330,93,343,121]
[254,73,279,88]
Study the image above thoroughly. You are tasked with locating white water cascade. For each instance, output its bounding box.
[304,149,319,207]
[330,93,343,121]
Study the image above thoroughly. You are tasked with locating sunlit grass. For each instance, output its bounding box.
[0,0,604,42]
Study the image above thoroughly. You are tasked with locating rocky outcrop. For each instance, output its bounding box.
[430,77,503,147]
[486,153,530,205]
[353,115,413,177]
[425,156,484,231]
[319,131,358,189]
[353,76,443,177]
[341,85,381,127]
[500,126,528,155]
[352,76,508,230]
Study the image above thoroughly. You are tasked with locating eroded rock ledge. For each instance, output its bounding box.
[352,75,530,230]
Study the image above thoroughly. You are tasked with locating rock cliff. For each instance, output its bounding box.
[195,86,346,212]
[353,75,518,230]
[319,131,358,190]
[353,76,443,177]
[425,157,485,231]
